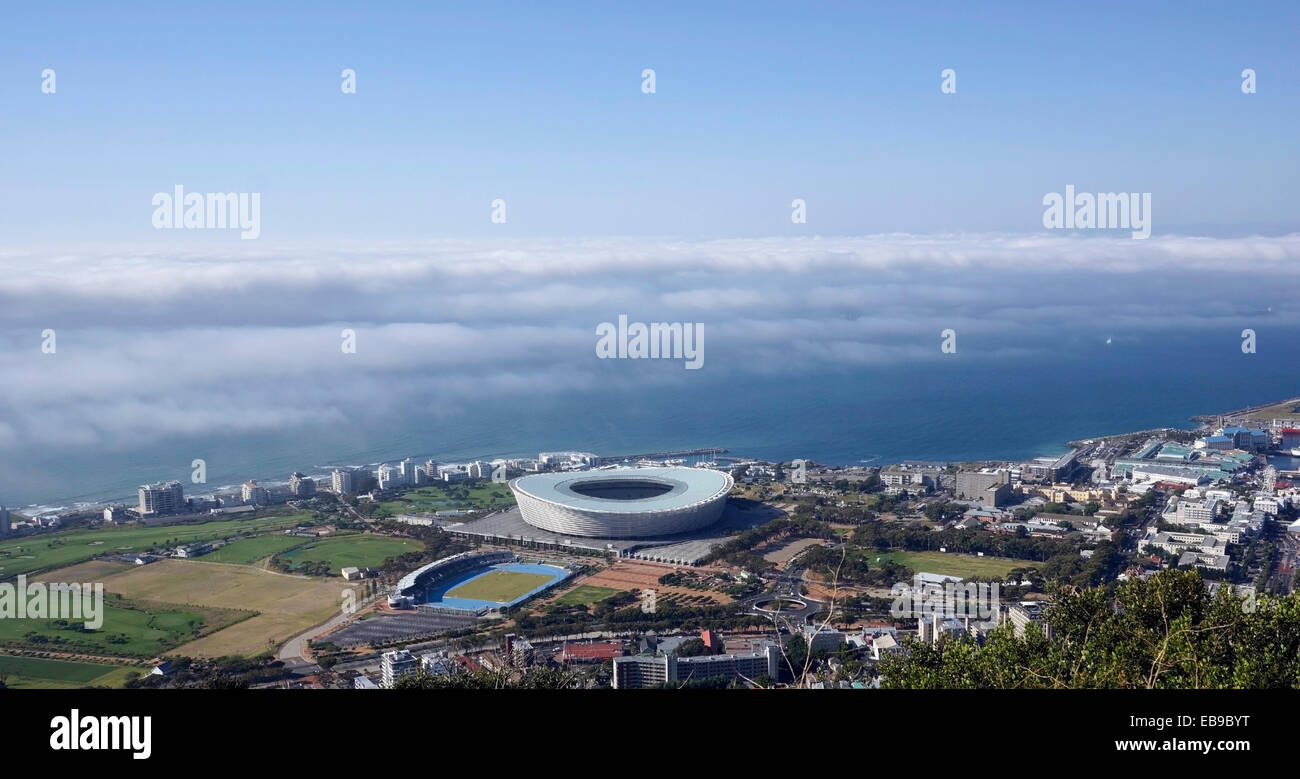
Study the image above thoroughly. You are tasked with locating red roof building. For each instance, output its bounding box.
[561,642,625,663]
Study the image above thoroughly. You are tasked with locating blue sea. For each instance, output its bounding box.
[4,330,1298,511]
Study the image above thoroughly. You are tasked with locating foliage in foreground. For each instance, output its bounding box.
[391,666,582,689]
[879,569,1300,689]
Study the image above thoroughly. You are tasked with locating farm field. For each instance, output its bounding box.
[279,535,416,573]
[0,513,312,578]
[0,654,148,689]
[94,559,359,657]
[877,550,1027,579]
[553,584,619,607]
[203,535,307,565]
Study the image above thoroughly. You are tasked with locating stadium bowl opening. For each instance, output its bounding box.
[509,467,734,539]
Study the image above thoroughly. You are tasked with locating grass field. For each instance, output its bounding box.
[0,595,249,657]
[0,513,313,578]
[0,655,148,689]
[375,481,516,517]
[447,570,552,602]
[203,535,307,565]
[877,550,1027,579]
[279,535,415,573]
[94,559,359,658]
[552,584,618,607]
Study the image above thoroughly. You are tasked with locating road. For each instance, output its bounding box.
[276,589,386,665]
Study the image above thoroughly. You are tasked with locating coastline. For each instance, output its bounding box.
[13,394,1299,518]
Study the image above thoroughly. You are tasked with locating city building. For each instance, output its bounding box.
[289,472,316,498]
[561,641,626,663]
[1023,451,1079,482]
[611,643,779,689]
[331,468,358,494]
[138,480,185,517]
[420,651,455,677]
[1005,602,1052,639]
[378,464,405,490]
[0,506,9,537]
[503,634,535,668]
[1178,550,1231,572]
[956,470,1012,507]
[879,466,946,489]
[242,481,268,505]
[1173,498,1221,526]
[1220,426,1270,452]
[800,624,845,653]
[381,649,418,688]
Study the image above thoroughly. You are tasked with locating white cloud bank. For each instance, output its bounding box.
[0,233,1296,450]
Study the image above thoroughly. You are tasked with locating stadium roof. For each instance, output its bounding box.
[510,467,732,513]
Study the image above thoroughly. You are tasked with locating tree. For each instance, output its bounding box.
[879,569,1300,689]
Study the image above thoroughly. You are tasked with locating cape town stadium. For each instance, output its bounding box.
[509,467,734,538]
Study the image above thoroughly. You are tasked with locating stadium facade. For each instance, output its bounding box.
[509,467,733,538]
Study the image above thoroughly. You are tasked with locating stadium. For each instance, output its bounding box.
[509,467,734,538]
[391,550,570,614]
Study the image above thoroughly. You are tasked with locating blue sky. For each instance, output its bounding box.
[2,0,1297,241]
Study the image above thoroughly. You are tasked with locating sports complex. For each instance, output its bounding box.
[509,467,734,538]
[392,550,570,614]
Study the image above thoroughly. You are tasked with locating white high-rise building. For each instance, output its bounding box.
[138,481,185,516]
[378,464,405,490]
[289,472,316,497]
[331,468,357,494]
[242,481,268,505]
[381,649,417,688]
[0,506,10,537]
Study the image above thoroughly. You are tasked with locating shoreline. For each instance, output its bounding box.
[13,393,1299,518]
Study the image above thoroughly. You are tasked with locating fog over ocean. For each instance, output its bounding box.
[2,235,1297,508]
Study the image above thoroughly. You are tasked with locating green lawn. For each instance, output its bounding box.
[0,513,314,578]
[446,570,552,602]
[279,535,416,573]
[375,481,516,517]
[202,534,307,565]
[553,584,619,607]
[0,597,250,657]
[877,550,1027,579]
[0,654,147,689]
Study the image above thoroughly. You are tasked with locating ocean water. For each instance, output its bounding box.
[4,328,1297,511]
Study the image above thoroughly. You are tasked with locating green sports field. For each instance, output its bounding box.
[201,534,307,565]
[553,584,618,607]
[0,597,250,657]
[0,513,313,578]
[279,535,416,573]
[375,481,516,517]
[447,570,553,602]
[877,550,1026,579]
[0,655,147,689]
